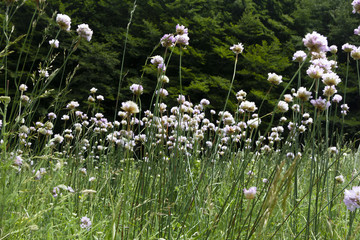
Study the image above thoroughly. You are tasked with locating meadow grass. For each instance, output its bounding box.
[1,1,360,239]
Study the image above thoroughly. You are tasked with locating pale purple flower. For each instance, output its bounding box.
[80,216,92,229]
[352,0,360,14]
[157,63,166,72]
[322,72,341,86]
[341,104,350,115]
[200,99,210,106]
[48,112,57,120]
[175,24,188,35]
[355,26,360,35]
[292,50,307,62]
[77,24,93,42]
[303,31,328,53]
[342,43,356,53]
[160,34,175,47]
[294,87,312,101]
[150,55,164,66]
[332,94,342,103]
[130,84,143,95]
[52,187,60,198]
[230,43,244,54]
[243,187,257,199]
[175,34,190,46]
[56,14,71,31]
[14,156,23,166]
[344,186,360,211]
[66,101,79,110]
[49,39,59,48]
[306,65,324,79]
[351,47,360,60]
[323,85,337,97]
[310,97,331,111]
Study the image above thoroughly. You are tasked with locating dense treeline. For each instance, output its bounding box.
[1,0,360,135]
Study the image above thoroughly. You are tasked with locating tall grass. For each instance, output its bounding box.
[1,1,360,239]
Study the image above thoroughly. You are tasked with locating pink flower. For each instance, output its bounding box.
[244,187,257,199]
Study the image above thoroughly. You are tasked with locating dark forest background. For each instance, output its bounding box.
[1,0,360,137]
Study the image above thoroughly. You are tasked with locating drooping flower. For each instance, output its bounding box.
[292,50,307,62]
[230,43,244,55]
[344,186,360,211]
[243,187,257,199]
[77,24,93,42]
[56,14,71,31]
[49,39,59,48]
[267,73,283,85]
[303,31,328,53]
[310,97,331,111]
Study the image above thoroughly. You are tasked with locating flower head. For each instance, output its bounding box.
[243,187,257,199]
[351,47,360,60]
[294,87,312,101]
[322,72,341,86]
[292,50,307,62]
[150,55,164,66]
[329,45,338,54]
[175,34,190,46]
[77,24,93,42]
[230,43,244,55]
[306,65,324,79]
[176,24,188,35]
[267,73,283,85]
[160,34,175,47]
[56,14,71,31]
[332,94,343,103]
[323,85,337,97]
[80,216,92,230]
[121,101,139,114]
[342,43,356,53]
[49,39,59,48]
[303,31,328,53]
[129,84,143,95]
[310,97,331,111]
[344,186,360,211]
[277,101,289,113]
[352,0,360,14]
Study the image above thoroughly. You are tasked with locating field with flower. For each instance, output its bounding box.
[2,0,360,239]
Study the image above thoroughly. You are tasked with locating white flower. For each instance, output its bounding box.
[240,101,257,112]
[121,101,139,114]
[322,72,341,86]
[56,14,71,31]
[292,50,307,62]
[277,101,289,113]
[150,55,164,66]
[267,73,283,85]
[77,24,93,42]
[335,175,344,184]
[19,84,28,92]
[230,43,244,54]
[49,39,59,48]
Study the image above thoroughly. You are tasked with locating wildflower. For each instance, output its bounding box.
[96,95,104,101]
[247,118,261,129]
[156,88,168,98]
[90,87,97,94]
[175,34,190,46]
[344,186,360,211]
[150,55,164,66]
[129,84,143,95]
[48,112,56,120]
[61,115,69,121]
[303,31,328,53]
[157,63,166,72]
[160,34,175,47]
[39,69,49,78]
[332,94,342,103]
[236,90,247,101]
[351,47,360,60]
[80,168,87,175]
[49,39,59,48]
[77,24,93,42]
[56,14,71,31]
[294,87,312,101]
[243,187,257,199]
[121,101,139,114]
[89,177,96,182]
[311,97,331,111]
[51,134,64,144]
[240,101,257,112]
[52,187,60,198]
[14,156,23,166]
[267,73,282,85]
[277,101,289,113]
[66,101,79,110]
[329,146,338,154]
[341,104,350,115]
[230,43,244,55]
[20,95,30,103]
[80,216,92,230]
[335,175,345,184]
[200,99,210,106]
[306,65,324,79]
[322,72,341,86]
[263,178,268,183]
[19,84,28,92]
[292,50,307,62]
[352,0,360,14]
[323,85,337,97]
[159,75,169,83]
[342,43,355,52]
[329,45,338,54]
